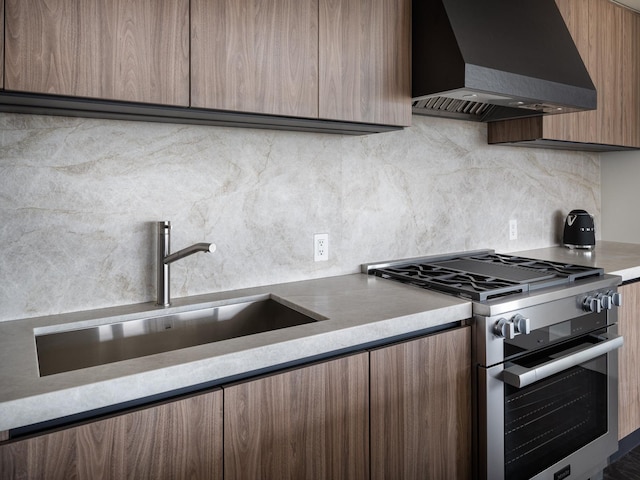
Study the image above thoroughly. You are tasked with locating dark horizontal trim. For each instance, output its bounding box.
[0,91,402,136]
[489,138,640,153]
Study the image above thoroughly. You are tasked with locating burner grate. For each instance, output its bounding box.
[466,254,604,283]
[373,264,529,301]
[369,252,603,301]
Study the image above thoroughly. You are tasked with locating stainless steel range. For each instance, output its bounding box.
[363,249,623,480]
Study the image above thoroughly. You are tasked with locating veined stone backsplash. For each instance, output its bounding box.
[0,113,600,322]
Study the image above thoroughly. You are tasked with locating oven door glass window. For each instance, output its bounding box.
[504,352,608,479]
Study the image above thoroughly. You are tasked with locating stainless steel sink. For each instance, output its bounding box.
[35,297,320,376]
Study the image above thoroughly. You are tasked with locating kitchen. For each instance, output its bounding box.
[1,0,640,479]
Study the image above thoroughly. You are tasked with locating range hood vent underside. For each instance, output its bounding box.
[411,96,547,122]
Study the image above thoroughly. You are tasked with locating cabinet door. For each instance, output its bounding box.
[543,0,598,144]
[224,353,369,479]
[593,0,624,146]
[621,7,640,148]
[191,0,319,118]
[370,326,472,480]
[0,390,223,480]
[5,0,189,106]
[319,0,411,126]
[1,0,4,90]
[618,282,640,440]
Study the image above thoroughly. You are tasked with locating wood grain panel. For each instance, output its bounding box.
[191,0,318,117]
[0,439,30,479]
[76,418,125,480]
[621,7,640,147]
[126,391,223,480]
[487,117,543,144]
[370,326,472,480]
[5,0,189,105]
[595,0,624,146]
[542,0,598,144]
[224,353,369,480]
[27,429,77,479]
[0,389,223,480]
[1,0,4,90]
[618,282,640,439]
[319,0,411,126]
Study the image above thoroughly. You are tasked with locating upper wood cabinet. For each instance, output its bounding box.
[1,0,4,90]
[224,352,370,479]
[191,0,319,118]
[370,326,472,480]
[319,0,411,125]
[0,390,223,480]
[2,0,409,132]
[4,0,190,106]
[192,0,411,126]
[488,0,640,151]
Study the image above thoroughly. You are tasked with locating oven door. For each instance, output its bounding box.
[479,328,621,480]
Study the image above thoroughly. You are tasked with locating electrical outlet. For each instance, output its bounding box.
[509,219,518,240]
[314,233,329,262]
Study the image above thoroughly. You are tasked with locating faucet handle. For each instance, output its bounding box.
[158,221,171,231]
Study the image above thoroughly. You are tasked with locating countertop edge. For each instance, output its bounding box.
[0,274,471,432]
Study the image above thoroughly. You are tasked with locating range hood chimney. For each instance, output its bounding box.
[412,0,597,122]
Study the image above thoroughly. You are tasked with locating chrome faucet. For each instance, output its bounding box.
[157,221,216,307]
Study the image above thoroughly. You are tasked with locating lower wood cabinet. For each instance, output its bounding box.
[618,281,640,440]
[223,352,370,479]
[0,390,223,480]
[0,327,472,479]
[370,326,472,480]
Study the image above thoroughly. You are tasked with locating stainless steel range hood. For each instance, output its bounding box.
[412,0,597,122]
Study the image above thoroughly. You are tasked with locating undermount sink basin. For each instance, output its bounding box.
[35,297,320,377]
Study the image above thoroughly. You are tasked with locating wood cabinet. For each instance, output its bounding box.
[224,352,370,479]
[191,0,411,126]
[618,281,640,440]
[488,0,640,151]
[621,6,640,147]
[4,0,190,106]
[0,327,470,479]
[191,0,319,118]
[319,0,411,125]
[1,0,409,132]
[0,390,223,480]
[370,326,472,480]
[1,0,4,90]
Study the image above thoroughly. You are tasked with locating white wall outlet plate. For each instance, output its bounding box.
[314,233,329,262]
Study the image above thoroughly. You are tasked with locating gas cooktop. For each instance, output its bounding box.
[363,250,604,302]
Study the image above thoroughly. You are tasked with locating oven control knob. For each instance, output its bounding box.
[582,296,602,313]
[606,290,623,307]
[494,318,515,340]
[511,314,531,335]
[597,293,613,310]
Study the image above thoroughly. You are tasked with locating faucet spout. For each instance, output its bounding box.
[164,242,216,264]
[156,221,215,307]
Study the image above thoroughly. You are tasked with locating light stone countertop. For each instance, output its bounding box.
[514,241,640,282]
[0,273,471,432]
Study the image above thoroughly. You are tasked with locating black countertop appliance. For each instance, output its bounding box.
[563,209,596,249]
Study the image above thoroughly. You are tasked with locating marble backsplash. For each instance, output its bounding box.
[0,113,600,322]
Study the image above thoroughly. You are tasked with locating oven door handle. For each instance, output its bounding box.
[502,334,623,388]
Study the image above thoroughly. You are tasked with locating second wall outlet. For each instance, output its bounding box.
[314,233,329,262]
[509,219,518,240]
